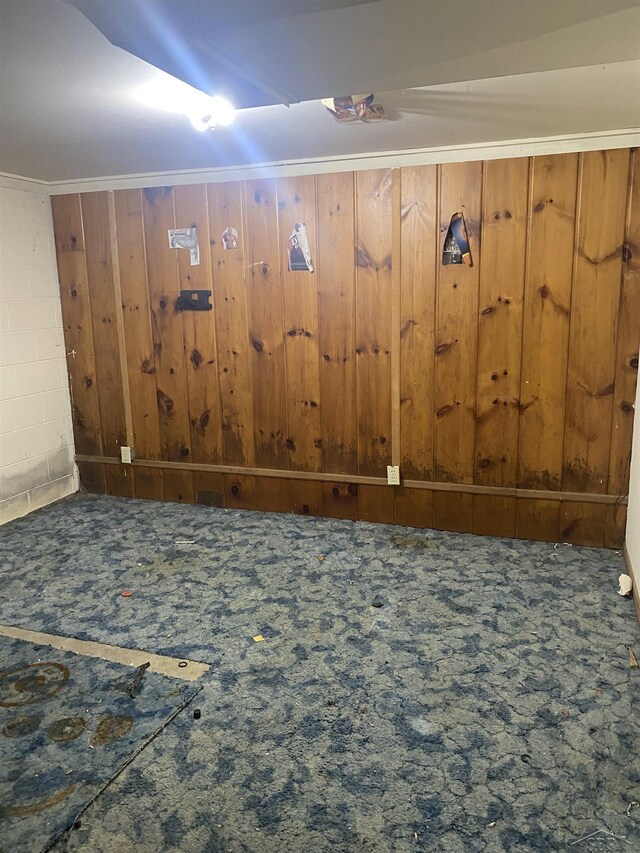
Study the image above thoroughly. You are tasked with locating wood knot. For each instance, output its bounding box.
[436,404,453,419]
[252,339,264,353]
[191,349,202,369]
[435,342,451,356]
[286,438,295,450]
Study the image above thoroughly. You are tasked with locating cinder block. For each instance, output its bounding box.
[41,387,72,421]
[0,394,44,433]
[34,327,65,360]
[0,330,37,365]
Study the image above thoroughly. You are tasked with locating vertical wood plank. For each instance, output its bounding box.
[51,194,102,455]
[81,192,127,457]
[434,162,482,483]
[289,479,324,516]
[162,469,195,503]
[559,502,606,547]
[355,170,393,476]
[277,175,322,471]
[399,165,437,479]
[395,487,434,529]
[113,189,162,459]
[475,158,528,486]
[52,194,85,253]
[604,502,627,549]
[515,499,561,542]
[243,179,288,469]
[563,149,630,493]
[433,492,474,533]
[192,471,225,507]
[207,182,255,466]
[608,150,639,497]
[142,186,191,462]
[133,466,164,501]
[518,153,578,489]
[106,464,134,498]
[358,484,395,524]
[321,481,358,520]
[173,184,223,464]
[223,473,257,510]
[473,495,516,538]
[76,461,106,494]
[317,172,358,474]
[254,477,291,513]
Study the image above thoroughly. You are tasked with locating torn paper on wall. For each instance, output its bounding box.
[222,226,238,250]
[320,94,387,123]
[288,222,314,272]
[168,226,200,265]
[442,212,472,266]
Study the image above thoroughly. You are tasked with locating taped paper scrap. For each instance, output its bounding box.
[252,635,265,643]
[288,222,314,272]
[222,226,238,250]
[168,226,200,266]
[321,94,387,123]
[442,212,472,266]
[618,573,633,596]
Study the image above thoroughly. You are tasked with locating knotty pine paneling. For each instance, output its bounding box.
[53,150,639,548]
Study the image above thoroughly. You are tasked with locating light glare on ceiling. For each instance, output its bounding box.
[134,72,235,131]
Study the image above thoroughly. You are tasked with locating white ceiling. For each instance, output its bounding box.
[0,0,639,182]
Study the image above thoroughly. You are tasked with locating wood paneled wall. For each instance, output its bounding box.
[51,149,639,547]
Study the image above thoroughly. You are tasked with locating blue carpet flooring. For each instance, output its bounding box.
[0,494,638,852]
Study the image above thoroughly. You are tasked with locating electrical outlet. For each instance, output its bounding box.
[387,465,400,486]
[120,446,135,464]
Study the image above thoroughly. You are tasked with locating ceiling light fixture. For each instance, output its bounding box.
[134,72,235,131]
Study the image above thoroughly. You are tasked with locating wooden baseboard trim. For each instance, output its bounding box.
[623,544,640,626]
[74,454,627,506]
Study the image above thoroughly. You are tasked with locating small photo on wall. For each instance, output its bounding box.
[222,226,238,250]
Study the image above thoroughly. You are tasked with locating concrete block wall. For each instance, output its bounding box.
[0,183,77,523]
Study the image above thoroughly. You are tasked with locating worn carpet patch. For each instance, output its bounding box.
[0,634,197,853]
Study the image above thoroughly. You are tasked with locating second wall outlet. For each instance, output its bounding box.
[120,446,135,464]
[387,465,400,486]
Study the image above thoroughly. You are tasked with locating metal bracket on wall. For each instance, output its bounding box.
[176,290,213,311]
